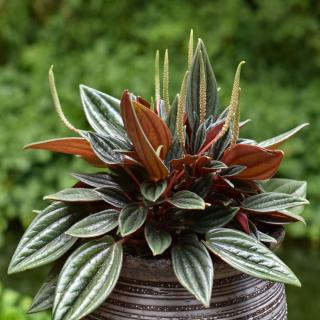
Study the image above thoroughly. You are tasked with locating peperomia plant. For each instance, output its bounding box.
[9,31,309,319]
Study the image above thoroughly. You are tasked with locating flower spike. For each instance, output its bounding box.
[188,29,194,69]
[177,71,189,146]
[48,66,79,134]
[154,50,160,102]
[163,49,170,113]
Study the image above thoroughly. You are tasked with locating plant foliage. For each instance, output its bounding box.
[9,32,308,319]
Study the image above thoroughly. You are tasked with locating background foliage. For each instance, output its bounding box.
[0,0,319,318]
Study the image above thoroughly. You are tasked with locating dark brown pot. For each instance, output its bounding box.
[85,254,287,320]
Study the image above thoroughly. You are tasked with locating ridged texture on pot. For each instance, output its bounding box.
[86,255,287,320]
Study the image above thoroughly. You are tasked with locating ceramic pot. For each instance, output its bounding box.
[86,254,287,320]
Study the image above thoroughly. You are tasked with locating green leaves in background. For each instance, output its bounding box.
[53,236,122,320]
[8,203,81,274]
[66,209,119,238]
[140,180,167,202]
[144,223,172,255]
[242,192,309,212]
[95,187,130,208]
[205,228,300,286]
[172,234,213,307]
[119,204,148,236]
[44,188,101,202]
[191,206,239,233]
[186,39,218,127]
[166,190,206,210]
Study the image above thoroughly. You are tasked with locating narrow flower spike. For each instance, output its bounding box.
[155,50,160,102]
[48,66,79,134]
[230,61,245,147]
[199,49,207,123]
[177,71,189,146]
[163,49,170,113]
[188,29,194,69]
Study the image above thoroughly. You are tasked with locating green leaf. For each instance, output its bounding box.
[95,187,130,208]
[167,190,206,210]
[28,263,61,314]
[205,160,227,170]
[53,236,123,320]
[85,132,125,165]
[8,203,81,274]
[258,231,277,244]
[190,174,214,198]
[242,192,309,212]
[44,188,101,202]
[144,223,172,255]
[66,209,119,238]
[259,178,307,214]
[140,180,167,202]
[205,228,300,286]
[172,234,213,307]
[165,94,178,135]
[220,165,247,177]
[80,84,125,137]
[119,204,148,236]
[191,206,239,233]
[71,172,123,188]
[258,123,309,150]
[186,39,218,127]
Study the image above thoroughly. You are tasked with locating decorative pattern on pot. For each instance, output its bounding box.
[86,256,287,320]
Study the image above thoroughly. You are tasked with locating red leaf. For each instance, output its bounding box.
[221,144,283,180]
[136,96,151,109]
[24,138,106,167]
[235,212,250,234]
[244,209,305,224]
[120,91,169,181]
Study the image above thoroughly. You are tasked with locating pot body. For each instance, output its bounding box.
[86,255,287,320]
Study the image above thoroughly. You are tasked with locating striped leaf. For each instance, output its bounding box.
[119,204,148,236]
[140,180,167,202]
[66,209,119,238]
[44,188,101,202]
[8,203,81,274]
[144,223,172,255]
[205,228,300,286]
[242,192,309,212]
[172,234,213,307]
[167,191,206,210]
[53,236,123,320]
[95,187,130,208]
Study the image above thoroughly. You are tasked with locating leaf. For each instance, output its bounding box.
[258,231,277,244]
[221,144,284,180]
[258,123,309,150]
[140,180,167,202]
[167,190,206,210]
[71,172,123,189]
[144,223,172,255]
[186,39,218,128]
[242,192,309,212]
[191,206,239,233]
[95,187,130,208]
[165,94,178,135]
[80,84,125,137]
[24,138,105,167]
[190,174,214,198]
[44,188,101,202]
[120,91,169,181]
[28,263,61,313]
[259,178,307,215]
[192,122,207,153]
[53,236,123,320]
[8,203,81,274]
[85,132,126,166]
[119,204,148,236]
[66,209,119,238]
[205,228,300,286]
[250,210,306,225]
[171,234,213,307]
[220,165,247,177]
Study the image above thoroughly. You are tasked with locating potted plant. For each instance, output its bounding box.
[8,31,309,320]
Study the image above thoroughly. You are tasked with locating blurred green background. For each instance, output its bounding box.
[0,0,319,319]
